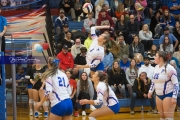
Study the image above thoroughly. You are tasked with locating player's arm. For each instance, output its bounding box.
[76,59,101,69]
[93,26,110,30]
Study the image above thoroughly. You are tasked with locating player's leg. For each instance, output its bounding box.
[49,113,62,120]
[163,97,176,119]
[33,89,39,117]
[156,96,165,119]
[39,89,49,117]
[28,87,33,116]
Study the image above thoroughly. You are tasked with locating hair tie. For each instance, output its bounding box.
[53,59,60,66]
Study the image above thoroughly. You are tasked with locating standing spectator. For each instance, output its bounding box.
[147,0,162,18]
[173,21,180,51]
[59,0,76,21]
[57,45,74,71]
[61,31,74,51]
[139,24,153,52]
[102,45,114,73]
[71,38,85,59]
[54,9,69,30]
[168,0,180,21]
[160,36,174,52]
[74,0,82,18]
[127,15,139,45]
[74,47,87,65]
[173,45,180,66]
[83,13,96,32]
[129,35,144,59]
[0,5,7,53]
[147,45,158,67]
[119,54,130,72]
[84,32,93,50]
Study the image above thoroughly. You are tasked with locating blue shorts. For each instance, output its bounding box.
[51,98,73,117]
[28,85,33,89]
[157,92,173,101]
[90,62,104,72]
[108,103,120,114]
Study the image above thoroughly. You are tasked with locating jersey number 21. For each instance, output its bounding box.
[58,77,66,87]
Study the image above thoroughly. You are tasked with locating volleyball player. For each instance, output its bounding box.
[80,71,120,120]
[148,51,179,120]
[36,57,73,120]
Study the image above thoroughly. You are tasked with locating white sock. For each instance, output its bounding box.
[160,118,165,120]
[89,117,96,120]
[165,118,174,120]
[30,109,33,111]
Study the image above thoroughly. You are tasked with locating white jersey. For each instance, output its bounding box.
[149,64,179,98]
[45,70,72,107]
[86,27,104,68]
[94,82,119,107]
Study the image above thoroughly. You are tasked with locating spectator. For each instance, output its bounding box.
[159,27,179,51]
[139,24,153,52]
[108,60,127,98]
[126,59,139,97]
[59,0,76,21]
[130,72,157,114]
[57,45,74,71]
[71,68,83,80]
[124,0,135,11]
[74,47,87,65]
[167,51,180,68]
[97,9,115,34]
[173,45,180,66]
[61,31,74,51]
[115,3,125,19]
[114,14,128,42]
[95,0,104,19]
[102,3,115,17]
[134,53,144,68]
[95,0,109,6]
[138,57,154,80]
[54,9,69,30]
[129,35,144,59]
[119,54,130,72]
[147,0,162,18]
[71,38,85,58]
[173,21,180,51]
[102,45,114,73]
[115,35,129,60]
[84,32,93,50]
[76,72,94,116]
[149,10,161,37]
[111,0,124,11]
[127,15,139,45]
[160,36,174,52]
[83,13,96,32]
[147,45,157,67]
[74,0,82,18]
[168,0,180,21]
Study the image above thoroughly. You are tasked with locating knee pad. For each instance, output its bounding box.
[33,101,38,106]
[89,117,96,120]
[29,99,33,104]
[43,101,48,107]
[165,118,173,120]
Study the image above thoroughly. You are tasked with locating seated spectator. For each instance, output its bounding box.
[115,35,129,60]
[129,35,144,59]
[95,0,104,19]
[108,60,127,98]
[115,3,125,19]
[130,72,157,114]
[149,10,161,37]
[71,38,85,58]
[76,72,94,116]
[59,0,76,21]
[74,47,87,65]
[95,0,109,6]
[84,31,93,50]
[126,59,139,97]
[54,9,69,31]
[173,21,180,51]
[159,27,179,51]
[160,36,174,52]
[124,0,135,11]
[168,0,180,21]
[102,45,114,73]
[119,54,130,72]
[57,45,74,71]
[110,0,123,11]
[83,13,96,32]
[147,45,157,67]
[57,24,70,45]
[173,45,180,66]
[139,24,153,52]
[97,9,114,34]
[71,68,83,80]
[138,57,154,80]
[167,51,180,68]
[160,9,175,34]
[114,14,128,42]
[134,53,144,68]
[127,15,139,45]
[74,0,82,18]
[147,0,162,18]
[61,31,74,51]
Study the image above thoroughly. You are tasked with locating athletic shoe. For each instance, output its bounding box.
[177,107,180,112]
[90,105,96,111]
[74,111,79,117]
[34,112,39,118]
[130,110,135,115]
[152,109,158,114]
[82,111,86,116]
[29,110,33,116]
[44,111,48,118]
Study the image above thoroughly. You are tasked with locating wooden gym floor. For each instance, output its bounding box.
[6,93,180,120]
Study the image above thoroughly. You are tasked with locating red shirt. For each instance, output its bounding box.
[57,51,74,70]
[69,79,77,93]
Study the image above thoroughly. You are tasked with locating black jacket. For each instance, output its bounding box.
[129,43,144,59]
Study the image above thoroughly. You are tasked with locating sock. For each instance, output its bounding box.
[160,118,165,120]
[89,117,96,120]
[165,118,174,120]
[29,99,33,104]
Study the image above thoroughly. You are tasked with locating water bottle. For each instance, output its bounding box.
[141,105,144,114]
